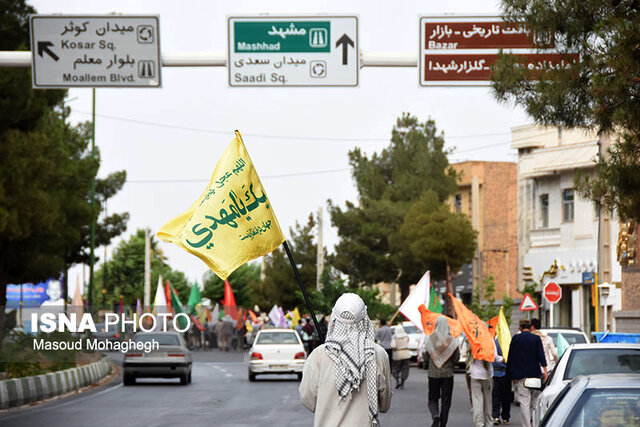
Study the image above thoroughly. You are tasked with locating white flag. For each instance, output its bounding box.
[211,303,220,325]
[398,271,430,333]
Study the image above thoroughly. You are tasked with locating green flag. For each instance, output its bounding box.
[187,283,203,316]
[169,283,189,331]
[428,284,443,313]
[557,332,570,357]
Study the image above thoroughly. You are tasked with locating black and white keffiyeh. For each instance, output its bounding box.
[324,293,379,426]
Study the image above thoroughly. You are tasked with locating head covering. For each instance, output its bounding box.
[394,325,408,338]
[425,316,458,368]
[324,293,379,426]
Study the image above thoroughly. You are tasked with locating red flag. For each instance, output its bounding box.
[418,304,463,337]
[223,279,238,320]
[449,293,495,362]
[190,315,205,331]
[165,280,173,313]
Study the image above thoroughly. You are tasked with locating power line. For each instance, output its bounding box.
[71,109,517,142]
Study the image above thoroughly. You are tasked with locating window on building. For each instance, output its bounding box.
[563,189,574,222]
[454,194,461,213]
[541,194,549,228]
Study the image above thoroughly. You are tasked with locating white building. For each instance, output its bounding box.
[513,125,621,333]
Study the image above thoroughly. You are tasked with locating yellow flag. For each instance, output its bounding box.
[496,307,512,362]
[291,307,301,329]
[158,131,285,279]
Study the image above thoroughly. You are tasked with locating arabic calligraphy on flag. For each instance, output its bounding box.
[158,131,285,279]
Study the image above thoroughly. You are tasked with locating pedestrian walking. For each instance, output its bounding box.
[492,338,510,425]
[424,316,460,427]
[470,339,502,427]
[375,319,393,363]
[301,317,315,353]
[299,293,392,427]
[507,320,547,427]
[391,325,411,389]
[216,315,235,351]
[530,318,558,371]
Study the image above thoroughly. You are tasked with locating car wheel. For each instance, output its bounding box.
[248,372,256,382]
[123,374,135,386]
[297,373,303,381]
[180,373,188,385]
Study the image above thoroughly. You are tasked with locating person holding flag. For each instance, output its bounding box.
[299,293,391,427]
[492,307,512,425]
[424,316,460,427]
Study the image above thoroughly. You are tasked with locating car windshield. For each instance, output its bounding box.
[546,332,586,347]
[564,348,640,380]
[256,332,299,345]
[134,334,180,346]
[403,325,420,335]
[565,388,640,427]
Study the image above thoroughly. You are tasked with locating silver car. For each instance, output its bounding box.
[123,332,193,386]
[248,329,306,381]
[533,343,640,425]
[536,374,640,426]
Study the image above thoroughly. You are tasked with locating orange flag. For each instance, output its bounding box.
[448,293,495,362]
[418,304,463,337]
[488,315,499,338]
[248,309,259,324]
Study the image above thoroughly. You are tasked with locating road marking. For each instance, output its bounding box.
[0,383,123,421]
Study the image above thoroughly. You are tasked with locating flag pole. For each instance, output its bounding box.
[282,240,324,343]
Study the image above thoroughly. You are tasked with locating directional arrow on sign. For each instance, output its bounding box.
[37,41,59,61]
[336,34,354,65]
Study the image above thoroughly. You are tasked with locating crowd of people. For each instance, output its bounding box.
[297,294,556,427]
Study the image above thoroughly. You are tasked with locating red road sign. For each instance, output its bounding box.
[520,293,539,311]
[544,282,562,304]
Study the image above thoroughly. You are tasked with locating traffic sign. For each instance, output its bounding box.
[30,15,161,88]
[228,16,358,87]
[418,16,578,87]
[520,293,539,311]
[543,282,562,304]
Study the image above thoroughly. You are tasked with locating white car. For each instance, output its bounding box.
[401,321,423,360]
[537,328,589,348]
[248,329,306,381]
[532,343,640,426]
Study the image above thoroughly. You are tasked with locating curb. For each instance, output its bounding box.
[0,357,112,410]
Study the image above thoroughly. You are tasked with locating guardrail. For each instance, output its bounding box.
[0,357,112,409]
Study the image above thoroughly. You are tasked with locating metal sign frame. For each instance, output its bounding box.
[30,14,162,88]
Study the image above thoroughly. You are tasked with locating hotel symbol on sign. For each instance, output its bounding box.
[309,28,327,48]
[138,60,155,78]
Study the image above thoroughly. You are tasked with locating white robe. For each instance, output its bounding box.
[299,343,392,427]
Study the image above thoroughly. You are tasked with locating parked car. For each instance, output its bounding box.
[531,374,640,427]
[248,329,306,381]
[537,327,589,348]
[123,331,192,385]
[532,343,640,425]
[401,321,423,361]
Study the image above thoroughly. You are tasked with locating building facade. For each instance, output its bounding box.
[436,161,518,304]
[512,125,622,333]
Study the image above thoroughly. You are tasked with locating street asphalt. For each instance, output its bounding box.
[0,349,524,426]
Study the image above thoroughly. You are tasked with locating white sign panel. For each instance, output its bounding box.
[30,15,161,88]
[228,16,358,87]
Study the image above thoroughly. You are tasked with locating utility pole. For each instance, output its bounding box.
[316,206,324,291]
[88,88,96,313]
[144,227,151,311]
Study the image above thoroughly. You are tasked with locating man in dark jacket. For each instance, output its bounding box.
[507,320,547,427]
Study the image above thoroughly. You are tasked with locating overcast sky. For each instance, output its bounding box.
[27,0,530,296]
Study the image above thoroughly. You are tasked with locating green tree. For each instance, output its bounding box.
[329,114,458,301]
[94,229,189,307]
[300,267,395,321]
[471,276,501,321]
[0,0,128,344]
[491,0,640,220]
[400,191,477,314]
[202,262,259,309]
[257,214,321,309]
